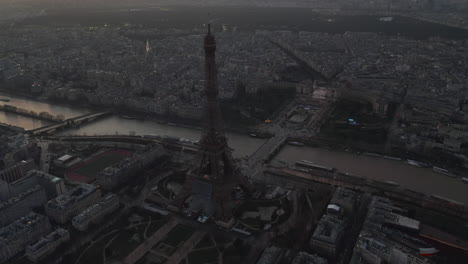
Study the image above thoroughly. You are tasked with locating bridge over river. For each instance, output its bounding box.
[28,111,111,135]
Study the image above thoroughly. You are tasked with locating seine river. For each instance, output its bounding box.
[54,115,266,159]
[1,92,467,204]
[273,145,468,204]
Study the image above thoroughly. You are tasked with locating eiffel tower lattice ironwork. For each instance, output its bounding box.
[185,24,248,220]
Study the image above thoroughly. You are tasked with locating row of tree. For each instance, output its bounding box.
[0,104,65,122]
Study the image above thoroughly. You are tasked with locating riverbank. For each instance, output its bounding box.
[0,104,62,123]
[0,121,25,132]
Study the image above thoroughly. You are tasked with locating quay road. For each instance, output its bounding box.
[39,135,199,154]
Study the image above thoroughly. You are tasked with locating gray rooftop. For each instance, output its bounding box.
[72,193,119,224]
[311,214,347,244]
[0,185,43,211]
[291,252,328,264]
[27,228,69,253]
[0,212,48,242]
[47,184,96,210]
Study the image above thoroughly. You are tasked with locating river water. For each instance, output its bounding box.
[54,115,265,158]
[273,145,468,204]
[1,92,467,203]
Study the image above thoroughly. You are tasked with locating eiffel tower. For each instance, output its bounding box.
[182,25,248,220]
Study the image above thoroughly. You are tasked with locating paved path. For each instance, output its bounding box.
[164,230,206,264]
[122,218,178,264]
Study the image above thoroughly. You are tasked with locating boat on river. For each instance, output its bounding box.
[296,160,336,172]
[120,115,134,120]
[383,155,402,161]
[407,160,429,168]
[379,16,394,22]
[432,167,457,178]
[0,98,10,102]
[179,138,192,144]
[362,152,383,158]
[288,141,304,146]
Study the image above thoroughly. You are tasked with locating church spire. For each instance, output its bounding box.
[145,40,151,53]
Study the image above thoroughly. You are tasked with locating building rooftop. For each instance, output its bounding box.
[47,184,96,210]
[26,228,69,254]
[291,251,328,264]
[330,187,358,205]
[386,213,420,231]
[57,155,73,162]
[311,214,347,244]
[27,169,63,183]
[352,196,433,264]
[354,230,431,264]
[256,246,284,264]
[0,212,48,243]
[72,193,119,225]
[0,185,43,211]
[365,196,420,231]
